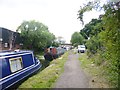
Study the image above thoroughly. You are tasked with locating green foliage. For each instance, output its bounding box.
[17,20,56,52]
[78,1,120,88]
[78,1,101,24]
[101,2,120,87]
[80,19,102,39]
[52,41,59,47]
[19,52,69,88]
[70,32,84,46]
[86,35,101,54]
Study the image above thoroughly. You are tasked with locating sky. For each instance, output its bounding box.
[0,0,103,43]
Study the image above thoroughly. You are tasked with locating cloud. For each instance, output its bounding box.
[0,0,102,43]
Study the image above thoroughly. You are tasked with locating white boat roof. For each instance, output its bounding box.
[0,50,33,58]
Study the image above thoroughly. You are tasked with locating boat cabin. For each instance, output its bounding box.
[0,50,42,90]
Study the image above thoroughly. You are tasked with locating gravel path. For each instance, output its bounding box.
[54,51,89,88]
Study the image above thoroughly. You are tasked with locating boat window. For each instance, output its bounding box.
[9,57,23,73]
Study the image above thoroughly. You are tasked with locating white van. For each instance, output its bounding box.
[78,45,86,53]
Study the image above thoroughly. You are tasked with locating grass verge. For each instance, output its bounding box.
[79,53,111,88]
[19,52,69,88]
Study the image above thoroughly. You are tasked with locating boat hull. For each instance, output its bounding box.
[0,60,41,90]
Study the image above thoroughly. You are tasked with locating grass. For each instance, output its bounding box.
[79,52,111,88]
[19,51,69,88]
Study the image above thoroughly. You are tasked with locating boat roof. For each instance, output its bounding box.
[0,50,33,57]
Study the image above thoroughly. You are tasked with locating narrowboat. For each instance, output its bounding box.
[44,47,66,61]
[44,47,57,61]
[0,50,42,90]
[56,47,66,56]
[49,47,58,59]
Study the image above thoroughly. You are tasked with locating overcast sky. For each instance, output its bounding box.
[0,0,103,43]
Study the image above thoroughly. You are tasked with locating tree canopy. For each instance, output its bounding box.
[17,20,56,51]
[70,32,84,46]
[80,19,102,39]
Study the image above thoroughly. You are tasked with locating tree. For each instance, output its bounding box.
[78,1,120,87]
[17,20,56,51]
[70,32,84,46]
[80,19,102,39]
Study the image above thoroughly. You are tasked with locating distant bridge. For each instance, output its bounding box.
[60,43,72,47]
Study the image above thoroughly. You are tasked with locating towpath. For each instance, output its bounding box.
[54,51,89,88]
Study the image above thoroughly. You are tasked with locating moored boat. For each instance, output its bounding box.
[0,50,42,90]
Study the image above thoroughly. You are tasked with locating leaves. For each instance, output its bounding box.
[70,32,84,46]
[80,19,102,39]
[17,20,56,51]
[78,1,120,87]
[78,1,101,25]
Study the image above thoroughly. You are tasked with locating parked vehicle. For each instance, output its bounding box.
[0,50,42,90]
[78,45,86,53]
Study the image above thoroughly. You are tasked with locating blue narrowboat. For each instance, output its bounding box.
[0,50,42,90]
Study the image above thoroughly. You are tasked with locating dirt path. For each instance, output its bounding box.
[54,51,89,88]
